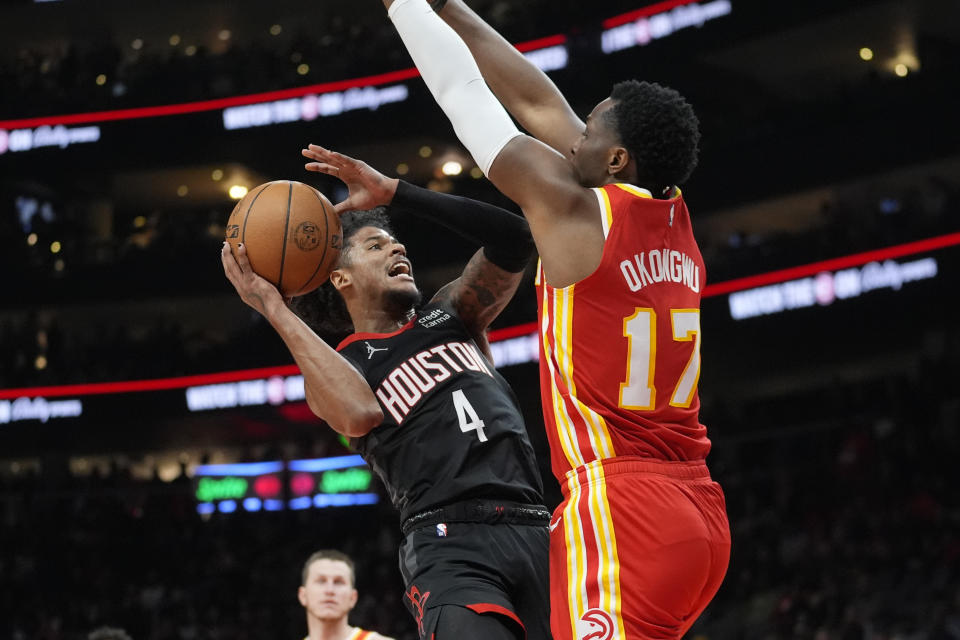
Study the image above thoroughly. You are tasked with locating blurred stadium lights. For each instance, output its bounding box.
[728,257,938,321]
[0,396,83,425]
[0,125,101,155]
[1,230,958,410]
[0,0,736,155]
[601,0,732,53]
[192,455,379,515]
[441,161,463,177]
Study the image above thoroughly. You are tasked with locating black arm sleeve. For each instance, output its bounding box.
[389,180,535,273]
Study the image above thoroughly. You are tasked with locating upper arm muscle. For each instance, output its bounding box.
[431,249,524,338]
[487,136,605,287]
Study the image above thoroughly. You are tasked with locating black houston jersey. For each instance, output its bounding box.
[337,304,544,521]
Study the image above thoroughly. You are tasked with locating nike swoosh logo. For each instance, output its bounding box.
[548,516,562,532]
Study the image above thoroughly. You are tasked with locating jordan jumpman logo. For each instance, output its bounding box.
[365,342,389,359]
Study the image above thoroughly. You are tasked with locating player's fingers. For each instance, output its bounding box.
[221,243,241,280]
[233,242,252,274]
[305,144,337,163]
[305,162,343,177]
[301,146,326,162]
[309,144,354,167]
[333,198,357,215]
[327,149,357,168]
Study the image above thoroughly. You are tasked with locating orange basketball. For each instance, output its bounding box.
[225,180,341,297]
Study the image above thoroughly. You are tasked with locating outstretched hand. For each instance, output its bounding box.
[302,144,399,215]
[221,242,286,318]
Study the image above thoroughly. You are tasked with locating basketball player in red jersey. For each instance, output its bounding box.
[383,1,731,638]
[299,550,394,640]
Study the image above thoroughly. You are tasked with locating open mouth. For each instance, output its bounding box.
[388,261,413,281]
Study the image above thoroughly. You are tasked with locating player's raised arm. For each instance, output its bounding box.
[389,182,533,340]
[221,243,383,437]
[432,0,584,157]
[383,0,606,288]
[303,144,534,342]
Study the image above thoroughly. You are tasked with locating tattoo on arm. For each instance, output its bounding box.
[433,249,523,336]
[467,282,496,307]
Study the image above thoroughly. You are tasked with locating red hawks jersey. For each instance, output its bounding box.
[535,183,712,481]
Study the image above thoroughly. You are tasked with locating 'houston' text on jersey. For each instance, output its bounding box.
[338,304,543,520]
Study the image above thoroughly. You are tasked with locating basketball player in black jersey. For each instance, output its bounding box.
[221,145,549,640]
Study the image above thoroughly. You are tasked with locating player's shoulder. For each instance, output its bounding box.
[363,632,395,640]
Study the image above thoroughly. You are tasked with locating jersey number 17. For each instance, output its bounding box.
[619,308,701,410]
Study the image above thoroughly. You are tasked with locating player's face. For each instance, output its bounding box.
[570,98,624,187]
[339,226,420,309]
[297,559,358,622]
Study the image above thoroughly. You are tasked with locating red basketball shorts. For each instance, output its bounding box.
[549,457,730,640]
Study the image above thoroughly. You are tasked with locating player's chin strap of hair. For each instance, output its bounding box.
[388,0,521,176]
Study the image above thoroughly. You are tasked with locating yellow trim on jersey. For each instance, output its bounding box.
[594,187,614,239]
[542,280,584,470]
[563,464,627,640]
[613,183,653,199]
[564,474,588,640]
[554,287,624,633]
[553,286,616,460]
[590,460,626,638]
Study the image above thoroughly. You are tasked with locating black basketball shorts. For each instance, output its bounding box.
[398,500,551,640]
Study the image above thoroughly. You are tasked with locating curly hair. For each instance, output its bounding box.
[607,80,701,194]
[289,207,394,338]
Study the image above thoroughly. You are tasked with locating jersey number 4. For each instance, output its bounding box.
[453,389,488,442]
[619,308,701,410]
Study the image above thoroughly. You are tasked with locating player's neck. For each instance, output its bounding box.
[349,303,414,335]
[604,166,638,187]
[306,615,354,640]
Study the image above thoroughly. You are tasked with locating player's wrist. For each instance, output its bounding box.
[262,291,292,324]
[383,177,400,204]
